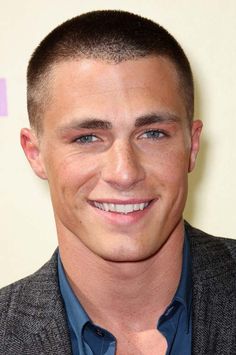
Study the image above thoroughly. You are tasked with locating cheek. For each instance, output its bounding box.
[47,154,102,200]
[145,146,190,185]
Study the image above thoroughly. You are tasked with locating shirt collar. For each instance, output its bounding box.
[171,229,192,332]
[58,254,90,336]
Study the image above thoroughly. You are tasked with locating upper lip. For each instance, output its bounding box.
[89,198,154,204]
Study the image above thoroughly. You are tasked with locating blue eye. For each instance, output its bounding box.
[141,130,166,139]
[75,135,98,144]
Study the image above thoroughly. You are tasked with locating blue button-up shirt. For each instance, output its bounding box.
[58,233,192,355]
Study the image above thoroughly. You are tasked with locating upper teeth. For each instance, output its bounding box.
[93,202,149,214]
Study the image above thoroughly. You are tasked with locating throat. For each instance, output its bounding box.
[65,248,182,336]
[115,329,168,355]
[58,222,184,335]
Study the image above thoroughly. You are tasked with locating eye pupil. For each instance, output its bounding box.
[150,131,158,137]
[83,136,91,142]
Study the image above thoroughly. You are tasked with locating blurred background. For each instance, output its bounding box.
[1,0,236,286]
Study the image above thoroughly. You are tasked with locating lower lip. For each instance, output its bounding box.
[89,200,155,226]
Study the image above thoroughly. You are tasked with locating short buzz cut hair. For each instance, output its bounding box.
[27,10,194,133]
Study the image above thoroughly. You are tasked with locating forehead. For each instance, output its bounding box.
[43,56,186,127]
[49,56,180,93]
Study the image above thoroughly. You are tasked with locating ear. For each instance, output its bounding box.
[20,128,47,179]
[188,120,203,172]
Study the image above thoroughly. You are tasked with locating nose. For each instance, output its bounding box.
[101,140,145,190]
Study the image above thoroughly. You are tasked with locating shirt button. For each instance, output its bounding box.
[95,328,104,337]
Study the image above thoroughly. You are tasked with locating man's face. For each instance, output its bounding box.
[22,56,202,262]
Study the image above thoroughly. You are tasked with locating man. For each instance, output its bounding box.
[0,10,236,355]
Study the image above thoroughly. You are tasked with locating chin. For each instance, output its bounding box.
[98,244,159,263]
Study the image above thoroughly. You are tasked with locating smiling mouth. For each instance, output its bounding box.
[90,200,153,214]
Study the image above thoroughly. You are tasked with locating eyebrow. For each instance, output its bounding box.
[58,119,112,133]
[134,113,181,127]
[58,113,180,133]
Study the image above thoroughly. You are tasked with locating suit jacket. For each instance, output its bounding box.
[1,223,236,354]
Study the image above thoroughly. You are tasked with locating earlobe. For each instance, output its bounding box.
[20,128,47,179]
[188,120,203,172]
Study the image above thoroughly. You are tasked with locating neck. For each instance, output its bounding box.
[58,221,184,333]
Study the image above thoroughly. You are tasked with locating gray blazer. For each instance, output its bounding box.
[1,223,236,354]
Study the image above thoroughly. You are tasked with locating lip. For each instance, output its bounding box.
[88,198,156,226]
[88,198,153,204]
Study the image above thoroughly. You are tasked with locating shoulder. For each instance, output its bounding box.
[185,221,236,281]
[0,250,66,348]
[0,249,59,313]
[186,225,236,352]
[185,221,236,255]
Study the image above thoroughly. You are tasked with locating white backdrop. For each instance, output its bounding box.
[1,0,236,287]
